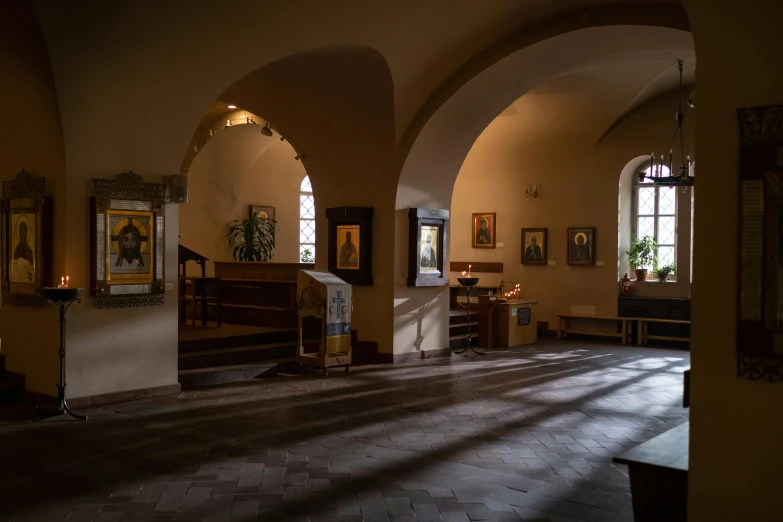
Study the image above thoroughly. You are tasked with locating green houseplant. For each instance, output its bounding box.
[300,247,314,263]
[656,262,677,282]
[625,236,657,281]
[226,212,276,261]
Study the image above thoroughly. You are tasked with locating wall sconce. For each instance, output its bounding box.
[525,184,540,198]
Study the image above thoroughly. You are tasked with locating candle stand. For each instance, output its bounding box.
[454,277,484,356]
[38,287,87,421]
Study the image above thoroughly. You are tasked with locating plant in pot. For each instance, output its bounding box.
[625,236,657,281]
[656,262,677,282]
[226,212,276,261]
[300,247,314,263]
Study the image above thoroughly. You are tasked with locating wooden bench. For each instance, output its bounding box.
[614,422,689,522]
[635,318,691,344]
[555,314,631,345]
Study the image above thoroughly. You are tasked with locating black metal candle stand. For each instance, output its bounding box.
[37,287,87,421]
[454,277,484,357]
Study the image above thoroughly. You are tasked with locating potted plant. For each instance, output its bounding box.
[226,212,276,261]
[625,236,657,281]
[300,247,314,263]
[656,262,677,282]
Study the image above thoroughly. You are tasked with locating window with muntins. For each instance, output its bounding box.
[299,175,315,262]
[633,164,676,270]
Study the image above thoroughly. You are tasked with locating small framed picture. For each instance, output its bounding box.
[472,212,496,248]
[407,207,449,287]
[567,227,596,266]
[249,204,275,224]
[521,228,547,265]
[327,207,373,286]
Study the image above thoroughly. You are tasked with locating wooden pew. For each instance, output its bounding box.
[555,314,631,345]
[636,318,691,344]
[614,422,689,522]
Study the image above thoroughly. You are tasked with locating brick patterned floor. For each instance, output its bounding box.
[0,339,690,521]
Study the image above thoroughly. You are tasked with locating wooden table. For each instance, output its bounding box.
[614,422,689,522]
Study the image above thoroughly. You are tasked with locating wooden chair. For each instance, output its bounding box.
[190,276,222,329]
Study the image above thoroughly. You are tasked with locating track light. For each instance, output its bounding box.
[261,123,273,137]
[295,154,304,161]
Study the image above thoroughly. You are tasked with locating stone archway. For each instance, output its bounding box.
[393,16,693,357]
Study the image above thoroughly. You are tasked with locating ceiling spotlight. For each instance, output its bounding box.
[227,104,237,109]
[294,154,304,161]
[261,123,273,137]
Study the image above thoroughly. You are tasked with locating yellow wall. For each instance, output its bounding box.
[684,0,783,519]
[180,124,306,273]
[451,82,694,329]
[0,2,65,395]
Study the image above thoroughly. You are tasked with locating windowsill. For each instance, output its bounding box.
[634,279,678,283]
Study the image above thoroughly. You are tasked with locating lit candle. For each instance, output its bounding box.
[468,264,471,277]
[60,276,64,288]
[66,276,69,288]
[462,271,466,277]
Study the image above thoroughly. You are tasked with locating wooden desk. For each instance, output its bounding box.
[614,422,689,522]
[495,300,538,347]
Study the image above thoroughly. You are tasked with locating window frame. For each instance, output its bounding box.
[299,175,315,263]
[632,163,677,273]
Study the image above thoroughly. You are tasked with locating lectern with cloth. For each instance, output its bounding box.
[297,269,352,374]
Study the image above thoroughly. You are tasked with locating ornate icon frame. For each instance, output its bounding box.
[407,207,449,287]
[90,172,166,308]
[1,169,54,307]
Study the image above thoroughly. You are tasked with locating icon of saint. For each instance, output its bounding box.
[525,234,542,261]
[340,231,358,267]
[476,218,491,245]
[421,234,437,268]
[115,224,145,267]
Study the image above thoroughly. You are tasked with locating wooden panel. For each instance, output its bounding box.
[214,262,313,281]
[449,262,503,273]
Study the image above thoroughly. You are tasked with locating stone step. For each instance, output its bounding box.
[178,360,288,389]
[178,339,320,371]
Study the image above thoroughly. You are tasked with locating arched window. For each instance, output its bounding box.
[299,175,315,262]
[633,164,676,270]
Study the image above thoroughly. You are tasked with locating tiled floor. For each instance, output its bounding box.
[0,339,690,522]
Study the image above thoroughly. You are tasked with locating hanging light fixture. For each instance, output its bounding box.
[641,60,694,187]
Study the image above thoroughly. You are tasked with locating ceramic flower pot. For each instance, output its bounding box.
[634,268,647,281]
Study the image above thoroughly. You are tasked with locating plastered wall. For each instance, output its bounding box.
[179,124,306,274]
[684,0,783,519]
[451,81,694,330]
[0,2,66,395]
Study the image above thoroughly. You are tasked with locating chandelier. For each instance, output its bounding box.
[641,60,694,187]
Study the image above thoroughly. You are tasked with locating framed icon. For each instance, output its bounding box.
[521,228,547,265]
[1,169,53,306]
[472,212,496,248]
[327,207,373,286]
[407,207,449,287]
[90,172,166,307]
[567,227,596,266]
